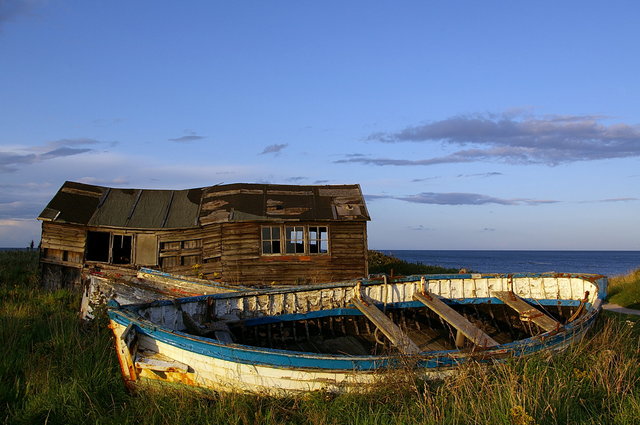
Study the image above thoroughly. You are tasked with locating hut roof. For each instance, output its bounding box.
[38,181,370,229]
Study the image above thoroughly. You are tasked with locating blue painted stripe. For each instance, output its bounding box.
[126,272,605,310]
[125,292,590,317]
[238,298,589,326]
[108,303,599,372]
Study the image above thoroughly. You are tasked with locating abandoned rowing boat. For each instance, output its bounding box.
[108,272,607,394]
[81,268,245,319]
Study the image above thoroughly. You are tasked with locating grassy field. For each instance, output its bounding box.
[2,250,639,424]
[608,269,640,309]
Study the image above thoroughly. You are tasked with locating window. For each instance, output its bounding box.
[285,226,305,253]
[308,226,328,253]
[112,235,132,264]
[86,231,110,262]
[261,226,281,254]
[261,225,329,255]
[85,231,132,264]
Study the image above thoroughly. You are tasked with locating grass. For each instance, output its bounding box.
[2,250,640,424]
[608,268,640,309]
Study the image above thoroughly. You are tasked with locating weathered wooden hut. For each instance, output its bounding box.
[37,181,370,289]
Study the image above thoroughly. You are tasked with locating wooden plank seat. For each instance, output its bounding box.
[413,291,499,348]
[493,291,561,332]
[350,296,421,355]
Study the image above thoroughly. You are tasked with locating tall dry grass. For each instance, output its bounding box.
[608,268,640,309]
[2,251,639,424]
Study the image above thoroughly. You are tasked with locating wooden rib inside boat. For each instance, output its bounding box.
[108,272,607,394]
[174,292,579,356]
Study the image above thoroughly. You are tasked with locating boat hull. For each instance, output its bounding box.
[108,272,606,394]
[81,268,244,319]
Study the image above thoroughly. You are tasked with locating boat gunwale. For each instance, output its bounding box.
[112,272,607,311]
[108,304,601,372]
[107,272,605,371]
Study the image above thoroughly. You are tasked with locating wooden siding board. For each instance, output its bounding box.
[41,223,87,253]
[39,199,367,287]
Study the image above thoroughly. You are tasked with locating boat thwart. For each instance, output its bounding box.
[107,272,606,394]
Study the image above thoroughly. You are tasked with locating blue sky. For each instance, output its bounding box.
[1,1,639,250]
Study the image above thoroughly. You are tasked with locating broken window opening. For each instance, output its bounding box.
[86,231,110,262]
[112,234,132,264]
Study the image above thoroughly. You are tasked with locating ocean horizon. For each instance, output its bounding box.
[383,249,640,277]
[4,247,639,277]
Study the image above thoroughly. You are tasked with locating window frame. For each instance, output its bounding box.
[308,226,329,254]
[85,231,133,265]
[260,224,330,256]
[261,226,282,254]
[285,226,305,254]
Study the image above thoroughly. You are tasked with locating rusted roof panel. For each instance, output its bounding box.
[38,181,369,229]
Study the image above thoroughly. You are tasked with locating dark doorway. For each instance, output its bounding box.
[86,231,110,262]
[112,235,132,264]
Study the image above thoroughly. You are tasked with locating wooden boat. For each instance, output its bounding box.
[107,272,607,394]
[81,268,246,319]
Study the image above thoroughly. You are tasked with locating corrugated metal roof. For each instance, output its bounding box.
[164,188,202,228]
[38,181,369,229]
[87,188,138,227]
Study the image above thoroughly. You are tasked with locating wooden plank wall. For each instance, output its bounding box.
[39,220,368,287]
[158,226,223,277]
[40,222,85,265]
[329,221,368,280]
[219,222,368,286]
[40,222,86,254]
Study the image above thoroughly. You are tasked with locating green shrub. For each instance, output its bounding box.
[368,250,459,275]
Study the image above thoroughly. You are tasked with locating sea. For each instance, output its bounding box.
[3,247,639,277]
[384,250,640,277]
